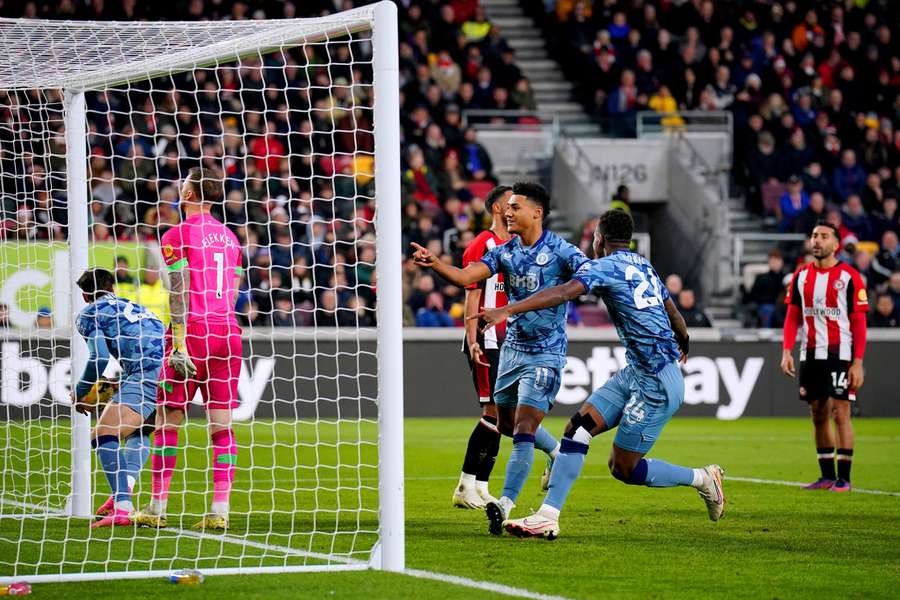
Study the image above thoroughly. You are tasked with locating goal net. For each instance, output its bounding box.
[0,1,404,582]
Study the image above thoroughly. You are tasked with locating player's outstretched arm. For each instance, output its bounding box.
[471,280,585,329]
[410,242,491,287]
[664,297,690,363]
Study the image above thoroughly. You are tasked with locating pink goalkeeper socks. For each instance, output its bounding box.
[211,429,237,504]
[151,428,178,501]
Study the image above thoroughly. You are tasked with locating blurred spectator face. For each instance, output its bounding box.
[890,272,900,293]
[637,51,652,71]
[320,290,337,312]
[426,292,444,311]
[665,274,683,297]
[854,251,872,271]
[807,162,822,177]
[768,253,784,273]
[845,195,864,216]
[418,215,433,232]
[143,269,159,285]
[440,4,454,23]
[883,231,898,253]
[426,238,442,257]
[678,289,696,310]
[463,127,477,143]
[809,192,825,213]
[826,209,842,227]
[417,274,435,294]
[620,70,635,88]
[115,258,130,281]
[408,147,425,169]
[716,66,730,85]
[876,295,894,318]
[790,128,805,149]
[470,197,486,214]
[883,197,898,218]
[36,308,52,329]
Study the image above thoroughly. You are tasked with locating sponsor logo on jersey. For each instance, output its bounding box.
[535,251,550,266]
[803,306,843,318]
[507,272,539,291]
[857,288,868,303]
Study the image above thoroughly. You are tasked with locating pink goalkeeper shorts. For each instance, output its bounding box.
[157,321,242,411]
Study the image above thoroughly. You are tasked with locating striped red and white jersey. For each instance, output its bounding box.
[462,230,509,349]
[785,261,869,361]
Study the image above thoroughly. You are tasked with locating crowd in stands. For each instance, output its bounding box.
[533,0,898,328]
[4,0,898,329]
[0,0,543,329]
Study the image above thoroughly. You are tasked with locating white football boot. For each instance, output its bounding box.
[697,464,726,521]
[504,510,560,540]
[452,475,486,509]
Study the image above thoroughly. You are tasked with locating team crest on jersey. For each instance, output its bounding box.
[535,252,550,266]
[833,280,845,291]
[162,245,174,259]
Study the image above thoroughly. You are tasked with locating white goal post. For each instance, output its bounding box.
[0,0,403,582]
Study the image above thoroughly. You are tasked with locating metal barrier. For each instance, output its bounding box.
[636,110,733,138]
[732,232,807,283]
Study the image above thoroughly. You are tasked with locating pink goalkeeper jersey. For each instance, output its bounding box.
[160,213,242,325]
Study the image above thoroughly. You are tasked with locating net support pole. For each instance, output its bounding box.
[372,0,405,573]
[64,89,92,518]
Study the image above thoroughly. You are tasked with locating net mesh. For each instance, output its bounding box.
[0,8,388,578]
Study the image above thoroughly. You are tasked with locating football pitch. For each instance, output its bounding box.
[2,417,899,598]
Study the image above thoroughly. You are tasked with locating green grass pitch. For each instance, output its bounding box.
[2,417,899,598]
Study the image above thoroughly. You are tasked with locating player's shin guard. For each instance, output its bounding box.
[462,416,500,480]
[123,431,151,491]
[543,438,588,511]
[92,435,131,507]
[211,429,237,515]
[475,416,501,483]
[500,434,535,503]
[837,448,853,482]
[617,458,694,487]
[150,428,178,511]
[534,425,560,458]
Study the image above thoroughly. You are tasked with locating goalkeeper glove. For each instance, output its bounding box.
[169,323,197,379]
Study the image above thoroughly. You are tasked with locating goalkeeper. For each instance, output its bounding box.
[73,268,165,528]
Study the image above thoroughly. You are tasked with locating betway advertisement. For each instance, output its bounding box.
[1,331,898,420]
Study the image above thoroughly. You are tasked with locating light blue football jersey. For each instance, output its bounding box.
[573,249,681,374]
[481,230,588,355]
[75,294,165,381]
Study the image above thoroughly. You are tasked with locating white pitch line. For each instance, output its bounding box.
[155,526,368,567]
[726,475,900,497]
[0,497,66,515]
[404,568,570,600]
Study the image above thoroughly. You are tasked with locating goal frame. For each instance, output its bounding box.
[0,0,403,582]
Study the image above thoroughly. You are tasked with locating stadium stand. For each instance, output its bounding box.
[2,0,898,329]
[0,0,540,328]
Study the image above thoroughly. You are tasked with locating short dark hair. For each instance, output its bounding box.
[77,268,115,299]
[485,185,512,211]
[597,209,634,243]
[186,166,223,203]
[512,181,550,216]
[812,220,840,240]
